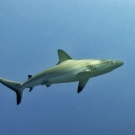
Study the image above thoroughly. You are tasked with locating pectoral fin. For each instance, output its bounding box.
[78,78,89,93]
[76,71,91,80]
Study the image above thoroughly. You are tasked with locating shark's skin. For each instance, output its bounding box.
[0,49,124,105]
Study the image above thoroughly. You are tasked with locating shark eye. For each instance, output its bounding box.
[110,61,115,64]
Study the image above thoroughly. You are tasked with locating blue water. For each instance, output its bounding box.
[0,1,135,135]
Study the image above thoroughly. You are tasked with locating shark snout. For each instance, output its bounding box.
[116,61,124,67]
[119,61,124,66]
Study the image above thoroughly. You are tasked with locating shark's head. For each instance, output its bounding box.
[96,60,124,73]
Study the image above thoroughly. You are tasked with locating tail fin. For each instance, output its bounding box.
[0,77,23,105]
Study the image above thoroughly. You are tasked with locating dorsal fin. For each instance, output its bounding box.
[57,49,72,64]
[28,75,32,79]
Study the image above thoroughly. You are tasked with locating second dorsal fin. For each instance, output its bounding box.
[28,75,32,79]
[57,49,72,64]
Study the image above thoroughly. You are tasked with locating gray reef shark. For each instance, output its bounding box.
[0,49,124,105]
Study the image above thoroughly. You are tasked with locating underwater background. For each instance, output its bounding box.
[0,0,135,135]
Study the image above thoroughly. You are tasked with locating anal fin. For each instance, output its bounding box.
[45,84,51,87]
[29,87,33,92]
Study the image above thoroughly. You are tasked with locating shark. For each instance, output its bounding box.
[0,49,124,105]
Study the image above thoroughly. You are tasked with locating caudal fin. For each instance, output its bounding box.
[0,77,23,105]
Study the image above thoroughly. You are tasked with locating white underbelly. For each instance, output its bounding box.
[49,73,78,84]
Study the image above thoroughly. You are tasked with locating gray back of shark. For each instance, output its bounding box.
[0,49,124,105]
